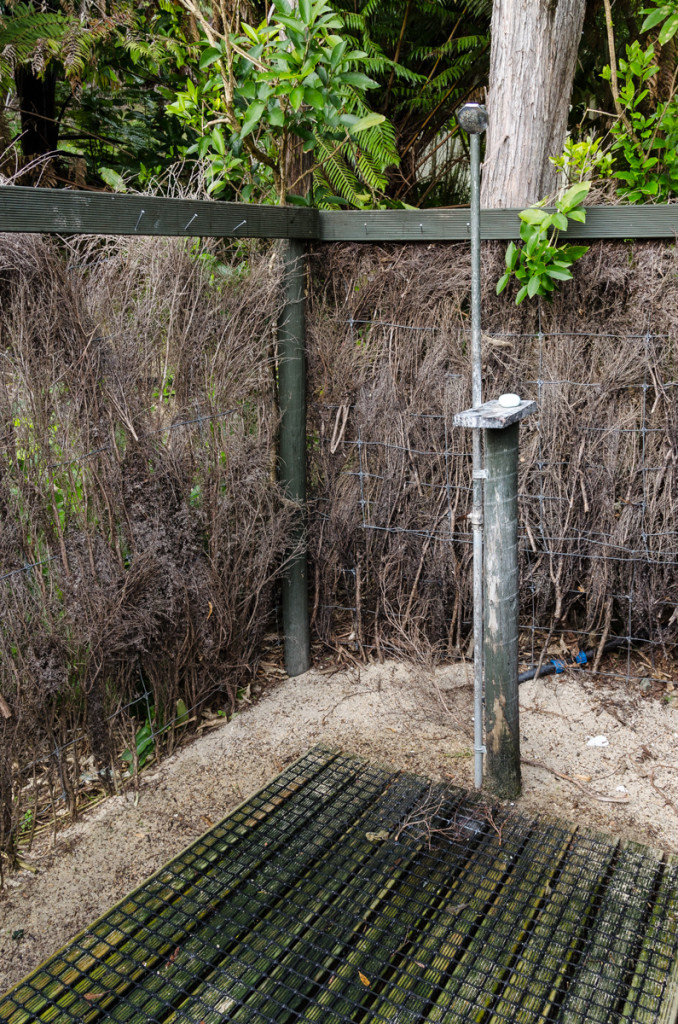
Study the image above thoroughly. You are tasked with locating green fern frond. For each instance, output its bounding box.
[360,121,399,170]
[341,12,366,31]
[315,139,366,206]
[356,55,424,85]
[358,0,383,19]
[0,5,71,48]
[0,4,75,90]
[410,35,486,63]
[353,149,387,190]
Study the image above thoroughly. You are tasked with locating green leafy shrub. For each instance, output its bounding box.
[602,40,678,202]
[167,0,398,206]
[550,136,613,183]
[496,183,590,304]
[641,2,678,44]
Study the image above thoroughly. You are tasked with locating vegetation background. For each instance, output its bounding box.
[0,0,676,859]
[1,0,676,208]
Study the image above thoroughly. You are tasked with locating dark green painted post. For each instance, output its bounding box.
[484,421,521,799]
[278,238,311,676]
[454,397,535,799]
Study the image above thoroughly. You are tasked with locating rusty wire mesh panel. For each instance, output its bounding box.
[2,749,677,1024]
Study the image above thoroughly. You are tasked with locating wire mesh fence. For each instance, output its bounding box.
[0,231,291,861]
[1,234,677,859]
[306,243,678,691]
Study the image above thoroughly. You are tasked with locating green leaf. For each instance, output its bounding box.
[241,21,260,43]
[505,240,518,271]
[658,13,678,43]
[520,220,537,244]
[339,71,379,89]
[330,40,346,68]
[304,87,325,111]
[567,208,586,223]
[641,6,669,32]
[560,244,589,261]
[298,0,311,23]
[290,86,304,111]
[516,284,529,305]
[551,211,568,231]
[349,112,386,134]
[527,274,542,298]
[99,167,127,192]
[519,208,549,225]
[545,267,573,281]
[559,181,590,212]
[525,230,544,257]
[199,46,221,70]
[268,105,284,127]
[496,271,511,295]
[211,127,226,156]
[240,100,265,138]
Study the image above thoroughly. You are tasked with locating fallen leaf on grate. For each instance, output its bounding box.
[444,902,471,915]
[358,972,370,986]
[365,830,389,843]
[84,993,104,1002]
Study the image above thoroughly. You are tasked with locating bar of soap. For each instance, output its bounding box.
[498,393,521,408]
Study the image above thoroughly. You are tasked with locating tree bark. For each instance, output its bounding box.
[0,92,12,159]
[15,64,59,157]
[480,0,586,207]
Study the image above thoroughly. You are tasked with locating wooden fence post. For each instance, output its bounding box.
[454,397,536,798]
[278,238,311,676]
[484,420,522,798]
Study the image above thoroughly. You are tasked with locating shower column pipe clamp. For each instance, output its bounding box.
[456,102,488,790]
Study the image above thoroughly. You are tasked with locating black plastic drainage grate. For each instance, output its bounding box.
[2,748,678,1024]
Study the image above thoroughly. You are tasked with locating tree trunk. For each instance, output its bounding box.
[480,0,586,207]
[284,137,313,202]
[15,64,59,158]
[0,91,12,160]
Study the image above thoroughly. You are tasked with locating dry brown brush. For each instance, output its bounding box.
[306,240,678,669]
[0,230,676,859]
[0,232,293,862]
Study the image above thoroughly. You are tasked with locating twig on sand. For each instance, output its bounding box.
[649,768,678,817]
[522,758,631,803]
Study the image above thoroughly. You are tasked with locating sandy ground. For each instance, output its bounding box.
[1,657,678,995]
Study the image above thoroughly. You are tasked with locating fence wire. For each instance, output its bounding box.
[308,309,677,688]
[1,236,677,858]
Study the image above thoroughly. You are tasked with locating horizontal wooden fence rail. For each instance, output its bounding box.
[317,205,678,241]
[0,186,318,239]
[1,186,678,240]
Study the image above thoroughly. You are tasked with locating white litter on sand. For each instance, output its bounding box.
[586,735,610,747]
